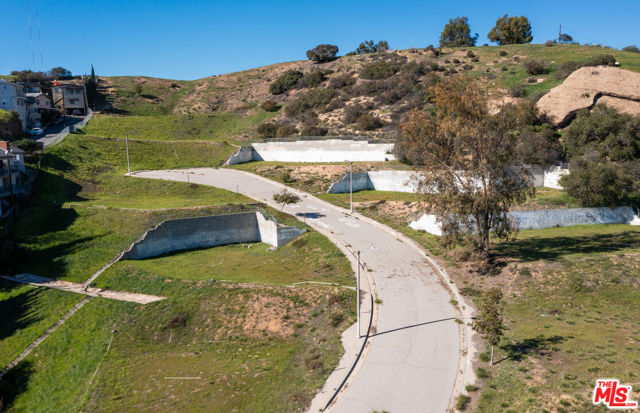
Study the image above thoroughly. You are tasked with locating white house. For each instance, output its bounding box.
[0,80,27,130]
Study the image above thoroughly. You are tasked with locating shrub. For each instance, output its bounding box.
[523,59,547,75]
[554,61,580,80]
[330,312,344,327]
[276,124,298,137]
[560,156,634,207]
[453,58,460,64]
[456,395,470,410]
[133,83,143,95]
[584,54,616,67]
[306,44,338,63]
[545,40,555,47]
[516,125,561,166]
[527,77,537,83]
[257,122,278,139]
[301,125,328,136]
[471,57,479,62]
[343,104,366,124]
[466,50,475,58]
[355,113,383,131]
[476,367,490,378]
[269,70,304,95]
[12,138,39,152]
[299,70,326,88]
[498,50,507,56]
[623,45,640,53]
[360,60,400,80]
[509,84,525,97]
[260,100,279,112]
[284,89,338,117]
[402,61,428,76]
[328,73,356,89]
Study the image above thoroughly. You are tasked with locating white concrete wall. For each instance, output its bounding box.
[252,140,395,163]
[368,171,418,192]
[409,207,639,235]
[542,164,569,189]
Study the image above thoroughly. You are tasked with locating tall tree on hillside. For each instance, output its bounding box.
[306,44,339,63]
[400,76,534,256]
[85,65,97,109]
[488,15,533,45]
[50,66,72,79]
[472,288,505,365]
[439,16,478,48]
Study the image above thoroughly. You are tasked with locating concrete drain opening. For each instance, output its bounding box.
[121,211,306,260]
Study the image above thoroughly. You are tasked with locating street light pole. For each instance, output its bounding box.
[349,161,353,214]
[357,250,360,338]
[125,134,131,176]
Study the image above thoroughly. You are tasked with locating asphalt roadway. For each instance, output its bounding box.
[133,167,460,413]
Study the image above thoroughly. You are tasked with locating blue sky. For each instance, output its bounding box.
[4,0,639,80]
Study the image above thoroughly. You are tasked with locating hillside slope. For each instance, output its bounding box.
[95,44,640,139]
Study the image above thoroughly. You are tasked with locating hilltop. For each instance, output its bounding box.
[92,44,640,140]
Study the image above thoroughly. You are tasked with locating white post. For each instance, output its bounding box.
[357,250,360,338]
[125,134,131,175]
[350,161,353,214]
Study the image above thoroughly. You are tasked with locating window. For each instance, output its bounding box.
[70,99,79,104]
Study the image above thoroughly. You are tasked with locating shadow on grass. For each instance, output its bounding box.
[494,231,640,262]
[497,335,566,363]
[0,360,34,409]
[0,283,45,341]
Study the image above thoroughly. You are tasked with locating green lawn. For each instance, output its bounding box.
[83,111,276,142]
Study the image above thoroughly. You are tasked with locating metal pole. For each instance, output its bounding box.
[125,134,131,175]
[357,250,360,338]
[350,161,353,214]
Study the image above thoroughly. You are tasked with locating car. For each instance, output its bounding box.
[29,127,44,136]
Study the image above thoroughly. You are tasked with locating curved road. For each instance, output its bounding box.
[133,168,461,413]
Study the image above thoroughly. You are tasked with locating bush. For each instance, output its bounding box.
[360,61,400,80]
[523,59,547,75]
[509,84,525,97]
[276,124,298,137]
[516,125,561,166]
[133,83,143,95]
[584,54,617,67]
[498,50,507,56]
[12,138,39,153]
[623,45,640,53]
[466,50,475,58]
[301,125,328,136]
[269,70,304,95]
[476,367,490,378]
[257,122,278,139]
[306,44,338,63]
[554,61,580,80]
[355,114,383,131]
[299,70,327,88]
[328,73,356,89]
[456,395,470,410]
[284,89,338,117]
[560,157,634,207]
[343,104,366,124]
[402,61,428,76]
[545,40,555,47]
[260,100,280,112]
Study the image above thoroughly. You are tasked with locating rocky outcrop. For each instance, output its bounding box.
[537,66,640,126]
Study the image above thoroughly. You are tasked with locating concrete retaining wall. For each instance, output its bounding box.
[226,140,396,165]
[409,206,640,235]
[121,212,306,260]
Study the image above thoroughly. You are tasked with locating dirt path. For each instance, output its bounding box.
[3,274,165,304]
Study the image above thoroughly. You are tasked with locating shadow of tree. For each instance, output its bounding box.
[494,231,640,262]
[295,212,327,219]
[498,335,566,363]
[0,360,34,410]
[0,282,44,341]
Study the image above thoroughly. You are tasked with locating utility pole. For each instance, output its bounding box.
[559,24,562,42]
[125,134,131,175]
[357,250,360,338]
[349,161,353,213]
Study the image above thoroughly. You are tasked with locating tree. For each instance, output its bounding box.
[472,288,505,365]
[399,76,534,256]
[306,44,339,63]
[50,66,72,79]
[488,15,533,45]
[623,45,640,53]
[439,16,478,48]
[269,70,304,95]
[560,156,635,207]
[273,189,301,211]
[85,65,97,108]
[355,40,389,55]
[558,33,573,43]
[133,83,143,95]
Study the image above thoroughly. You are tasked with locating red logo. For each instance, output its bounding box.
[593,379,638,409]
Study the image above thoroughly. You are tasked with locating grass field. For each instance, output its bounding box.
[0,131,356,412]
[83,111,276,143]
[104,76,196,116]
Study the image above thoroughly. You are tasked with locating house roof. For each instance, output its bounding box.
[25,92,44,98]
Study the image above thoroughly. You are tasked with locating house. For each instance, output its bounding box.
[0,141,25,217]
[52,83,88,115]
[0,80,27,130]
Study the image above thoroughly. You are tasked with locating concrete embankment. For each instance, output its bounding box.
[121,211,305,260]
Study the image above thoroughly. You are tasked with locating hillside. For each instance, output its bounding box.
[92,44,640,140]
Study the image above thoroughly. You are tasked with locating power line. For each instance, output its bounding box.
[36,1,43,65]
[26,0,35,65]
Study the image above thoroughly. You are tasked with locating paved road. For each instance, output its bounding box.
[36,115,87,148]
[133,168,460,413]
